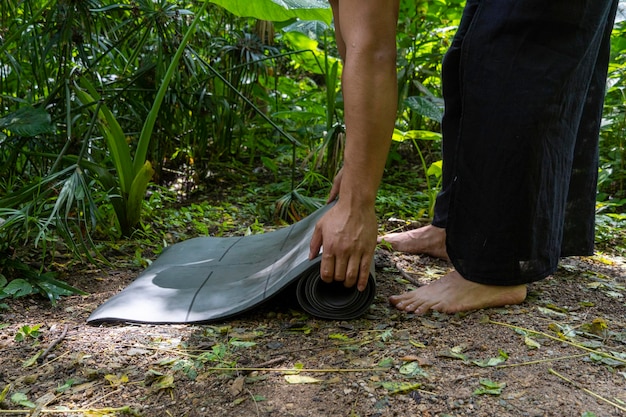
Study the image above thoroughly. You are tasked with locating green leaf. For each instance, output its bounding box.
[473,379,506,396]
[281,19,330,39]
[10,392,36,408]
[328,333,351,341]
[209,0,332,24]
[151,375,175,391]
[427,160,443,178]
[377,358,394,368]
[392,128,442,143]
[134,1,212,176]
[3,279,34,298]
[380,381,421,395]
[524,336,541,349]
[438,346,468,361]
[472,356,506,368]
[23,350,42,368]
[74,84,133,195]
[0,384,10,402]
[399,361,429,378]
[0,106,54,137]
[229,339,257,348]
[379,328,393,342]
[126,161,155,229]
[56,379,77,393]
[405,96,444,123]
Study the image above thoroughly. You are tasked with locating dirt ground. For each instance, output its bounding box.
[1,246,626,416]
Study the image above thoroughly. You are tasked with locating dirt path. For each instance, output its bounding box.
[1,252,625,416]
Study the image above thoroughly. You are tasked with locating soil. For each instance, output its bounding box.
[1,236,626,416]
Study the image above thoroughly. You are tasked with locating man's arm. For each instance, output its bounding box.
[309,0,399,291]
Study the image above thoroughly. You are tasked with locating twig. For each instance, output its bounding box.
[548,368,626,412]
[203,366,388,373]
[488,320,626,366]
[394,262,421,286]
[0,407,136,415]
[38,324,69,364]
[249,356,288,369]
[246,388,261,417]
[83,388,122,409]
[495,354,588,368]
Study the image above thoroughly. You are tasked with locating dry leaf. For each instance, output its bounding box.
[229,376,245,396]
[284,375,322,384]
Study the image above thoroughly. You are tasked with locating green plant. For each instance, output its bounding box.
[0,259,87,304]
[72,0,211,236]
[597,19,626,211]
[391,129,443,219]
[14,324,42,342]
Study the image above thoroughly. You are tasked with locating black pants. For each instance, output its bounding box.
[432,0,619,285]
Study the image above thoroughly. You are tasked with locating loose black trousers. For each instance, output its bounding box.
[431,0,619,285]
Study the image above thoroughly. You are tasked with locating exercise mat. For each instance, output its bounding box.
[87,203,376,324]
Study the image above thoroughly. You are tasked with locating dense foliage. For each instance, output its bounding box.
[0,0,625,301]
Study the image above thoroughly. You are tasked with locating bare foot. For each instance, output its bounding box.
[378,225,449,260]
[389,270,527,314]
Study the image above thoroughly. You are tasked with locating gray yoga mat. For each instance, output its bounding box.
[87,203,376,324]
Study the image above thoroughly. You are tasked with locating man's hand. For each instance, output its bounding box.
[309,199,377,292]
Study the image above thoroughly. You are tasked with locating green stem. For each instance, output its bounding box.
[489,320,626,366]
[549,368,626,412]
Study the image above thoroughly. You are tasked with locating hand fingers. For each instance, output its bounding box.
[357,255,372,292]
[309,225,323,260]
[322,252,372,291]
[343,255,360,288]
[320,252,335,283]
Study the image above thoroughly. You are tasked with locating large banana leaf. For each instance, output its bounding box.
[209,0,332,24]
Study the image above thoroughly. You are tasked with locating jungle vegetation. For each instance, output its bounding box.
[0,0,625,303]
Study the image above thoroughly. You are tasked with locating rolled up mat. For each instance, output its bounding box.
[87,202,376,324]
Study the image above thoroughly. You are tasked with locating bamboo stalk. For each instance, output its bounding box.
[548,368,626,412]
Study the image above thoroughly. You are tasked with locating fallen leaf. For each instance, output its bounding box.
[0,384,10,402]
[329,333,351,341]
[104,374,129,387]
[537,306,567,317]
[284,375,322,384]
[472,356,506,368]
[473,378,506,396]
[524,336,541,349]
[22,350,42,368]
[152,375,175,391]
[588,318,609,335]
[409,339,426,348]
[229,376,245,396]
[399,361,429,378]
[380,381,421,395]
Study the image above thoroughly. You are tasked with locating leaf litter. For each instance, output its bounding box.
[0,253,625,416]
